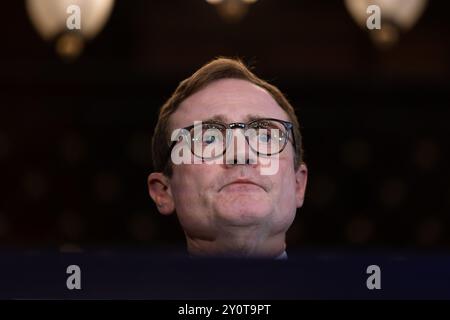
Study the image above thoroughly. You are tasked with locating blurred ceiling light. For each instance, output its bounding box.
[206,0,258,23]
[26,0,115,61]
[345,0,428,48]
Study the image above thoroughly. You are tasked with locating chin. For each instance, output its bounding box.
[214,199,273,225]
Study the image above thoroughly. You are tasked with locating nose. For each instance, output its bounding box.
[224,128,256,167]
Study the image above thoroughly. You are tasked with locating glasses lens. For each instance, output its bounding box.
[247,119,287,155]
[190,123,227,159]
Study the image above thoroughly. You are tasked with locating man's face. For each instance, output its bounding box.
[158,78,307,242]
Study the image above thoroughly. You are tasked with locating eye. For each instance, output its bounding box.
[202,127,224,146]
[257,131,271,143]
[204,133,217,144]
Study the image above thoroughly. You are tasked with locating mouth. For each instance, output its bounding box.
[220,179,265,192]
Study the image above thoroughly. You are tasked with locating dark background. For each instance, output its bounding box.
[0,0,449,250]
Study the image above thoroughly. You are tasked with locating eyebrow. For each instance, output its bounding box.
[201,114,229,123]
[201,114,267,124]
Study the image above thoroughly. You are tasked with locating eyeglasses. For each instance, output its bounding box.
[167,118,296,161]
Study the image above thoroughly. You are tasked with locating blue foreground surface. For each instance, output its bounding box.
[1,249,449,299]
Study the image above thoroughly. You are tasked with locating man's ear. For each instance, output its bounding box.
[295,163,308,208]
[147,172,175,215]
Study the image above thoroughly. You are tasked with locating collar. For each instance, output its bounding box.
[275,251,288,260]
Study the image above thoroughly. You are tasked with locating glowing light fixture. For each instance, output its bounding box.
[345,0,428,48]
[26,0,115,60]
[206,0,258,23]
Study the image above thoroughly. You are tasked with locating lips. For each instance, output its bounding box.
[220,179,265,192]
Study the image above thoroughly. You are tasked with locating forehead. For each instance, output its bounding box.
[170,78,290,129]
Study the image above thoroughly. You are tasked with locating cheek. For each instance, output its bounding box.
[279,173,297,204]
[170,165,217,208]
[171,166,198,204]
[170,165,220,236]
[272,159,298,216]
[273,181,297,232]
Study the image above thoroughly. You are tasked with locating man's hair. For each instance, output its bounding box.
[151,57,304,175]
